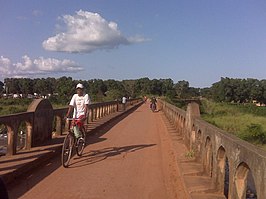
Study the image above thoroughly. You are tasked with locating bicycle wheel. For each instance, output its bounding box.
[61,133,74,167]
[76,131,86,156]
[151,103,156,112]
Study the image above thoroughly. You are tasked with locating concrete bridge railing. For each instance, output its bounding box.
[159,99,266,199]
[0,98,142,156]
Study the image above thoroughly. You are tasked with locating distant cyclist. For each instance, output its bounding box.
[65,83,91,137]
[150,96,157,112]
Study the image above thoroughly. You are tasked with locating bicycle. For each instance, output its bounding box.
[151,102,156,112]
[61,118,86,168]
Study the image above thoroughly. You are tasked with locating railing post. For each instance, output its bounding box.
[55,116,62,136]
[25,122,32,150]
[6,126,17,156]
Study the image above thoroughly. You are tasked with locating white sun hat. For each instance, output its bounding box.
[76,83,84,89]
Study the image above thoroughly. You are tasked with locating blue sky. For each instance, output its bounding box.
[0,0,266,88]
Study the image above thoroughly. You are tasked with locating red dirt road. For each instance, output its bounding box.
[8,104,188,199]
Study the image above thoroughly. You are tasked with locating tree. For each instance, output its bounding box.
[122,80,136,97]
[160,79,174,96]
[46,77,56,94]
[260,80,266,104]
[4,78,20,94]
[87,79,107,102]
[19,78,33,95]
[0,81,4,94]
[174,80,189,98]
[55,76,74,104]
[150,79,162,95]
[33,78,53,96]
[135,77,152,95]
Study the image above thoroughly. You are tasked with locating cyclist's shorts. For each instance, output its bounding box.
[76,115,85,128]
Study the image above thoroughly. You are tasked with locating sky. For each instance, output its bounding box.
[0,0,266,88]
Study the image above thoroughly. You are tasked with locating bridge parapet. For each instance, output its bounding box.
[159,99,266,199]
[0,98,142,156]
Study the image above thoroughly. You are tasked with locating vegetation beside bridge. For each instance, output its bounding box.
[201,99,266,148]
[1,76,266,148]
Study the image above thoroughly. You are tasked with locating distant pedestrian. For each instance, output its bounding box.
[144,96,147,103]
[122,96,127,111]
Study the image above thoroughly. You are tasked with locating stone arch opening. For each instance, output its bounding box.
[216,146,229,198]
[196,130,202,149]
[235,162,257,199]
[182,118,186,136]
[204,136,213,177]
[194,129,202,160]
[17,121,27,151]
[246,170,257,198]
[177,115,181,134]
[180,116,183,128]
[190,125,196,150]
[0,123,7,155]
[52,114,63,137]
[224,157,230,198]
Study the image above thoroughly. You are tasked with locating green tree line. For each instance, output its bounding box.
[0,77,198,104]
[201,77,266,104]
[1,77,266,104]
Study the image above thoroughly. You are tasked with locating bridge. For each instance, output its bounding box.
[0,98,265,199]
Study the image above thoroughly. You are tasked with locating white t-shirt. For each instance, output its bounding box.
[69,93,91,118]
[122,96,127,104]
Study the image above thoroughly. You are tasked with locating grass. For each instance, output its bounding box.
[0,99,32,116]
[0,98,67,116]
[200,99,266,148]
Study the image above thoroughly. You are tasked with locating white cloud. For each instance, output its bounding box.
[43,10,148,53]
[0,55,83,78]
[32,10,42,17]
[0,56,14,75]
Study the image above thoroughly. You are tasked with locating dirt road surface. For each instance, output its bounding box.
[8,104,188,199]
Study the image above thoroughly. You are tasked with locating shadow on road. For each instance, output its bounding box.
[68,144,156,168]
[7,155,62,199]
[6,103,143,198]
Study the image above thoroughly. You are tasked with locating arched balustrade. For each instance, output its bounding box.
[158,99,266,199]
[0,98,142,156]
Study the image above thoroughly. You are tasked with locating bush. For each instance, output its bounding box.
[8,106,26,114]
[239,123,266,144]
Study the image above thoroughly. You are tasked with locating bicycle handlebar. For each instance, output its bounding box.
[66,118,82,121]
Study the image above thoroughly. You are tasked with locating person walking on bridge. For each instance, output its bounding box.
[65,83,91,137]
[122,96,127,111]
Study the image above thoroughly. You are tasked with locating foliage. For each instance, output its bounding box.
[185,150,195,159]
[238,123,266,144]
[201,99,266,145]
[2,77,201,105]
[206,77,266,104]
[104,89,124,101]
[0,81,4,94]
[1,76,205,115]
[0,98,32,116]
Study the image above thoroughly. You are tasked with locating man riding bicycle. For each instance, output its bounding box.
[150,96,157,111]
[65,83,91,138]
